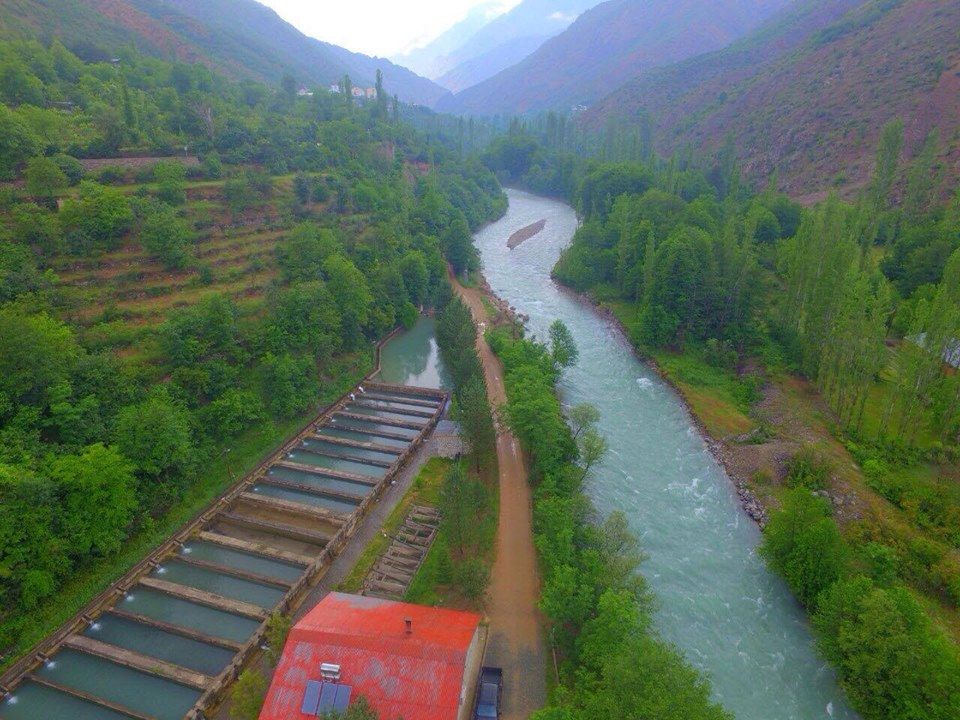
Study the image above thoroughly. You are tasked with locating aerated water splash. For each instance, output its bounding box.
[472,189,856,720]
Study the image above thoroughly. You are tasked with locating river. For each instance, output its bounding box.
[473,189,855,720]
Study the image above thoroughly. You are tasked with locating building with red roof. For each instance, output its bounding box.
[259,592,486,720]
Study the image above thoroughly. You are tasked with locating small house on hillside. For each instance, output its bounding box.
[911,333,960,371]
[258,592,486,720]
[351,86,365,99]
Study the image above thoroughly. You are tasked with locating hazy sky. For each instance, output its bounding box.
[257,0,517,58]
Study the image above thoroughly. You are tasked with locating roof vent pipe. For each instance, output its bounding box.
[405,618,413,635]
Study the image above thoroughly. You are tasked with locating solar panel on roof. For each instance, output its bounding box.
[314,682,353,716]
[317,681,339,714]
[301,680,322,715]
[332,683,352,713]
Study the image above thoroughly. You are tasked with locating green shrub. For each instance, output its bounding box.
[202,153,222,179]
[760,489,846,607]
[785,447,831,490]
[96,165,127,184]
[452,556,489,600]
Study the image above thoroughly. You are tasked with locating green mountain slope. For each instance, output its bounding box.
[582,0,960,197]
[0,0,448,105]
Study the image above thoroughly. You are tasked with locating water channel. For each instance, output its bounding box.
[474,189,855,720]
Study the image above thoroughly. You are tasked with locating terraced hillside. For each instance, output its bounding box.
[51,180,293,343]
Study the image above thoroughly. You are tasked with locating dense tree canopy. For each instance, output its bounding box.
[0,36,506,652]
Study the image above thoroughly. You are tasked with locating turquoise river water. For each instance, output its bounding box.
[473,189,856,720]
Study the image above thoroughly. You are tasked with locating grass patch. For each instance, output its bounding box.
[480,296,497,321]
[651,350,756,438]
[855,343,939,449]
[601,300,757,438]
[0,350,371,671]
[337,456,452,594]
[404,537,450,606]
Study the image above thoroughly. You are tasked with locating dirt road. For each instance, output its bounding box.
[452,274,547,720]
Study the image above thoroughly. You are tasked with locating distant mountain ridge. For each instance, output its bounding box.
[392,1,507,80]
[435,34,551,93]
[437,0,794,116]
[0,0,448,105]
[581,0,960,197]
[430,0,600,92]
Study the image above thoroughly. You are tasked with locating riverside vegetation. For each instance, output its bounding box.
[480,121,960,719]
[0,38,506,666]
[489,323,730,720]
[408,297,499,605]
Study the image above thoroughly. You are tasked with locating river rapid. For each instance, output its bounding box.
[473,189,856,720]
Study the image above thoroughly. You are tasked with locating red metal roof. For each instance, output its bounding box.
[259,592,483,720]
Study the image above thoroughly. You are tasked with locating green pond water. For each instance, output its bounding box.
[179,539,305,581]
[301,437,398,463]
[35,648,200,720]
[375,316,451,388]
[329,415,420,439]
[285,447,386,477]
[341,404,429,424]
[84,613,233,676]
[251,483,360,514]
[150,560,285,608]
[473,189,856,720]
[0,680,132,720]
[267,464,373,496]
[356,397,434,413]
[315,426,410,448]
[122,587,260,643]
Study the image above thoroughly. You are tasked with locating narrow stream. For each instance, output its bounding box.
[474,189,855,720]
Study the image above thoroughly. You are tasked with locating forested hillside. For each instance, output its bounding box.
[436,0,792,116]
[482,124,960,720]
[0,38,504,661]
[0,0,447,105]
[581,0,960,197]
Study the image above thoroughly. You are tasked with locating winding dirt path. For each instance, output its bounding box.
[451,272,547,720]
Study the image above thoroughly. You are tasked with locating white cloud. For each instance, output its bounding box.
[256,0,514,57]
[549,11,577,22]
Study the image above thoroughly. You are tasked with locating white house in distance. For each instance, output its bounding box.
[327,83,378,100]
